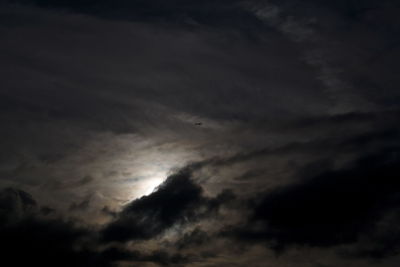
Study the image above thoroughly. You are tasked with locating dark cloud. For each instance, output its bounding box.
[99,247,189,266]
[0,187,37,223]
[102,167,234,242]
[340,211,400,259]
[229,148,400,255]
[0,187,191,266]
[0,188,101,267]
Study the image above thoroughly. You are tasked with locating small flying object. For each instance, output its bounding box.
[194,122,202,126]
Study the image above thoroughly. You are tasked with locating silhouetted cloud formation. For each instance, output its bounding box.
[0,185,192,266]
[0,168,233,266]
[227,149,400,256]
[0,188,102,267]
[102,167,234,242]
[2,146,400,266]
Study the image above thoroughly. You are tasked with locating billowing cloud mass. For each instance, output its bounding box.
[1,0,400,266]
[229,149,400,249]
[102,167,234,242]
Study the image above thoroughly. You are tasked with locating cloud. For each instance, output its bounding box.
[175,227,211,250]
[0,165,235,266]
[69,196,91,211]
[2,147,400,266]
[2,0,261,28]
[0,2,331,205]
[0,188,101,267]
[0,186,191,266]
[227,148,400,256]
[0,187,37,223]
[102,166,234,242]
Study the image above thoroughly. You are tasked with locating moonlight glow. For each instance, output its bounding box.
[143,175,165,196]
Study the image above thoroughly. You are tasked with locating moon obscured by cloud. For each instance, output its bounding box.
[1,0,400,266]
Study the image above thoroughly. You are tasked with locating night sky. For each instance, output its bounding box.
[1,0,400,266]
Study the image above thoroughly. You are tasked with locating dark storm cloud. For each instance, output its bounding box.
[0,187,37,221]
[0,186,192,266]
[102,167,234,242]
[0,187,100,267]
[228,148,400,256]
[0,164,239,266]
[2,148,400,266]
